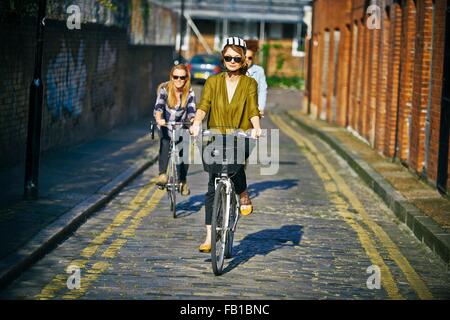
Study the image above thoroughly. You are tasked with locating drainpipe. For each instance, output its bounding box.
[393,1,404,162]
[24,0,47,200]
[178,0,185,61]
[307,0,315,115]
[422,2,435,178]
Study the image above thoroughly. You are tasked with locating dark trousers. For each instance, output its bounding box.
[158,127,189,182]
[204,166,247,225]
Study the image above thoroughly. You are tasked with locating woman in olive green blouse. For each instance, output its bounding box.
[190,37,263,253]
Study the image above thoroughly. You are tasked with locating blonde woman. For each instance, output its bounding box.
[190,37,263,252]
[154,64,196,196]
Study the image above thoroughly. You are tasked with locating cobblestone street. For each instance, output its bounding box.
[1,105,448,300]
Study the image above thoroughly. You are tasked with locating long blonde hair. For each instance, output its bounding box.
[159,64,191,109]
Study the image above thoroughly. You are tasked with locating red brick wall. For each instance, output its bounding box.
[326,31,335,122]
[368,19,380,146]
[355,20,365,131]
[375,3,390,153]
[360,18,370,136]
[384,3,403,158]
[427,0,447,183]
[337,25,352,127]
[410,0,434,173]
[306,0,449,192]
[397,0,417,162]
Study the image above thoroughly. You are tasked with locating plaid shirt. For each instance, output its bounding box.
[153,82,196,130]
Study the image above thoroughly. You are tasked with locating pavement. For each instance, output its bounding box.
[0,118,159,288]
[0,87,449,300]
[266,88,450,266]
[283,109,450,266]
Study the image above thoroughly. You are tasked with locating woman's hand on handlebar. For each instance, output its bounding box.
[251,128,263,139]
[156,118,167,127]
[190,122,201,137]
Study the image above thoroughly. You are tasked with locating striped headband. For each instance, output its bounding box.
[223,37,247,52]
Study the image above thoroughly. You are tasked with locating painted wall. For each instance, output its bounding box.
[0,18,173,168]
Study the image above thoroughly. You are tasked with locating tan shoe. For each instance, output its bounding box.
[156,173,168,186]
[199,243,211,253]
[180,181,190,196]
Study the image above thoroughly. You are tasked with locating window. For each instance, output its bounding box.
[269,23,282,39]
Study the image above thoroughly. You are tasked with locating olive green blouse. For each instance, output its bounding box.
[197,72,260,131]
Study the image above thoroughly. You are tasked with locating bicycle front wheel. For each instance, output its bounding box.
[169,159,177,218]
[211,181,228,276]
[225,194,238,259]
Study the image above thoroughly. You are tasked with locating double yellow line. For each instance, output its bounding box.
[270,113,433,300]
[36,178,165,300]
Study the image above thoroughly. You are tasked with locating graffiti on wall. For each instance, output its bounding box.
[46,40,87,119]
[91,40,117,110]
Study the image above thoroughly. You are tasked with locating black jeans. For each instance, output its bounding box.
[204,166,247,225]
[158,126,189,182]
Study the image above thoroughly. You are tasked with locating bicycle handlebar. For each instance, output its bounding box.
[149,120,192,140]
[200,129,265,140]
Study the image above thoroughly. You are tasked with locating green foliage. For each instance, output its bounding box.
[272,43,283,49]
[97,0,117,11]
[261,43,270,71]
[141,0,151,27]
[266,75,304,90]
[275,54,285,71]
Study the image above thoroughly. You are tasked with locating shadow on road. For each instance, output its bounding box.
[222,224,303,274]
[176,179,298,218]
[176,194,205,218]
[247,179,298,199]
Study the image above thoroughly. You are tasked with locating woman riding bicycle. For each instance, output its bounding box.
[190,37,263,253]
[154,64,196,196]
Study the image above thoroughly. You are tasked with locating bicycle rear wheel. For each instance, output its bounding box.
[211,181,227,275]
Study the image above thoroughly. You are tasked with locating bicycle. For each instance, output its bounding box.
[150,120,191,218]
[195,128,258,275]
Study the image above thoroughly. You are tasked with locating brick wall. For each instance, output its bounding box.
[0,18,173,168]
[375,1,390,153]
[397,0,417,162]
[305,0,449,192]
[384,2,403,158]
[410,0,434,173]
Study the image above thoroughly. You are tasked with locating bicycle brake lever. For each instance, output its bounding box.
[150,123,155,140]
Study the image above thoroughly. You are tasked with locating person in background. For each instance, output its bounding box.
[245,40,268,117]
[153,64,196,196]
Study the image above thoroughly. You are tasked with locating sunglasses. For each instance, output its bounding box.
[172,75,187,80]
[224,56,243,63]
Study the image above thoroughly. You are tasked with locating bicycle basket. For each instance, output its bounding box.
[199,134,256,174]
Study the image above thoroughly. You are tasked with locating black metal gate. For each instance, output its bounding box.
[437,0,450,193]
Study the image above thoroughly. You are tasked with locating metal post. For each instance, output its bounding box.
[24,0,47,200]
[307,1,315,114]
[259,20,265,63]
[178,0,185,61]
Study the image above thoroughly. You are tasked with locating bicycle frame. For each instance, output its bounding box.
[165,128,180,193]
